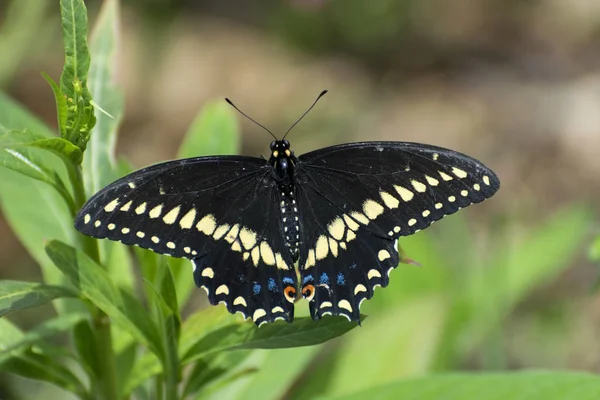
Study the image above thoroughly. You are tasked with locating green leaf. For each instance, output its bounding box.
[72,319,100,379]
[59,0,96,151]
[182,315,363,365]
[322,371,600,400]
[41,72,68,137]
[26,137,83,165]
[589,235,600,262]
[0,130,74,208]
[178,100,240,159]
[0,312,86,360]
[45,240,163,357]
[0,93,78,313]
[85,0,124,195]
[0,280,78,317]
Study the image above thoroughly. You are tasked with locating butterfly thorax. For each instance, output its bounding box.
[269,140,300,261]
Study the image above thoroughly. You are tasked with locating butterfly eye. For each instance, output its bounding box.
[302,284,315,301]
[270,141,276,150]
[284,286,297,303]
[282,139,290,148]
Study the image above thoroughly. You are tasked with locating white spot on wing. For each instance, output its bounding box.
[135,202,147,215]
[149,204,163,219]
[327,217,346,240]
[253,309,267,322]
[162,206,181,225]
[338,300,353,312]
[234,296,247,307]
[411,180,427,193]
[394,185,414,202]
[378,249,391,261]
[197,214,217,235]
[368,269,382,279]
[315,235,329,260]
[380,191,399,209]
[363,200,384,220]
[452,167,468,179]
[201,268,214,278]
[179,208,196,229]
[216,285,229,295]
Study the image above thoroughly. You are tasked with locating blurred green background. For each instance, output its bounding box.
[1,0,599,399]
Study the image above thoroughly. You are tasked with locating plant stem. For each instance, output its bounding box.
[68,163,118,400]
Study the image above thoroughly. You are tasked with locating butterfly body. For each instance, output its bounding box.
[76,138,499,326]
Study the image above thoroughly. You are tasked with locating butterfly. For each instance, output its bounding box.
[75,91,500,326]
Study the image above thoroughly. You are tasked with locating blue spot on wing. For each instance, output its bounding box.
[283,277,294,285]
[303,274,314,284]
[268,278,278,292]
[253,283,261,295]
[319,273,330,285]
[337,273,346,286]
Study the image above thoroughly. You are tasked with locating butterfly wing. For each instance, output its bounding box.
[75,156,297,325]
[295,141,500,321]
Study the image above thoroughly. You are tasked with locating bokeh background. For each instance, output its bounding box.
[1,0,599,399]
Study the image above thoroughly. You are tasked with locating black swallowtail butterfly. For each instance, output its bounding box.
[75,91,500,326]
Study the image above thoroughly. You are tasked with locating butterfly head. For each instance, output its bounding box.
[269,139,292,159]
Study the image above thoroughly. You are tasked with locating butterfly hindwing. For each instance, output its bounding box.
[75,156,298,325]
[295,142,500,321]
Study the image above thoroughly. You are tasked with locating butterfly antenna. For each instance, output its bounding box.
[225,98,278,140]
[282,90,328,140]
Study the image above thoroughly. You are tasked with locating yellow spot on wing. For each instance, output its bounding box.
[343,214,360,231]
[354,284,367,295]
[253,309,267,321]
[448,196,456,202]
[483,175,491,186]
[338,300,353,312]
[225,224,240,244]
[461,190,469,197]
[368,269,382,279]
[425,175,439,186]
[315,235,329,260]
[136,231,145,238]
[197,215,218,235]
[260,241,276,265]
[275,253,288,270]
[108,223,116,230]
[179,208,196,229]
[363,200,384,220]
[167,242,176,249]
[149,204,163,218]
[272,306,284,313]
[151,236,159,243]
[394,185,414,201]
[202,268,214,278]
[306,249,316,268]
[163,206,181,225]
[346,230,357,242]
[328,237,339,257]
[378,249,391,261]
[121,228,130,234]
[84,214,91,224]
[411,180,427,193]
[473,183,481,191]
[213,224,229,240]
[435,203,443,209]
[380,191,399,209]
[94,220,101,227]
[251,246,260,266]
[234,296,247,307]
[452,167,468,178]
[422,210,431,217]
[239,228,257,250]
[216,285,229,295]
[128,182,136,189]
[104,198,120,212]
[350,212,370,225]
[120,200,132,212]
[320,301,333,309]
[439,171,453,181]
[408,218,417,226]
[135,202,147,214]
[328,217,346,240]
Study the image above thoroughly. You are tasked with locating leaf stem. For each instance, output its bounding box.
[68,163,118,400]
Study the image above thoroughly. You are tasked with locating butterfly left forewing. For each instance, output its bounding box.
[75,156,298,325]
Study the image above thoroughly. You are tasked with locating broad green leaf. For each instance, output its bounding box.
[41,72,68,136]
[45,240,163,357]
[322,371,600,400]
[59,0,96,151]
[0,313,86,359]
[0,280,78,317]
[0,130,73,207]
[182,315,363,365]
[85,0,124,195]
[589,235,600,262]
[115,343,138,398]
[26,137,83,166]
[0,94,78,312]
[178,100,240,159]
